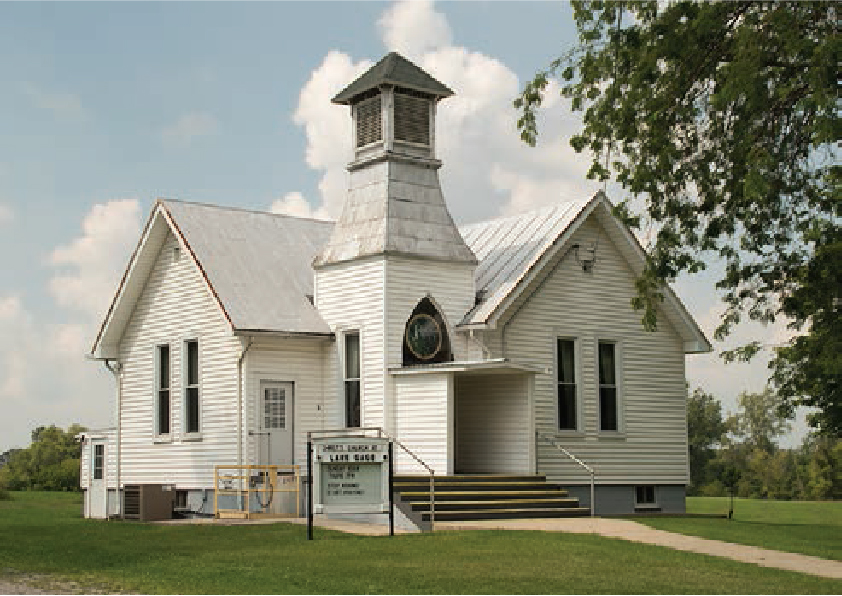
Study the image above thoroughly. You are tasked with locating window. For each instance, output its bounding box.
[598,341,619,431]
[184,340,200,434]
[344,333,361,428]
[156,345,170,435]
[93,444,104,480]
[556,339,577,431]
[636,485,656,505]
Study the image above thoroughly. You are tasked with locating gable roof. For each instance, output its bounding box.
[92,194,709,359]
[332,52,454,105]
[91,200,333,359]
[459,192,711,354]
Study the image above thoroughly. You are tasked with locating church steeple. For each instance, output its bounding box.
[313,52,476,268]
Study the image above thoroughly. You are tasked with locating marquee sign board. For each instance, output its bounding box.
[311,437,390,514]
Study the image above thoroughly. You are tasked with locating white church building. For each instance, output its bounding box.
[81,52,710,522]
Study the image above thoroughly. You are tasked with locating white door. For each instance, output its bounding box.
[89,441,107,519]
[257,381,294,465]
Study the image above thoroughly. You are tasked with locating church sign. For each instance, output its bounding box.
[311,437,391,515]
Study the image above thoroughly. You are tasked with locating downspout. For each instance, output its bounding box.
[237,337,254,470]
[103,359,122,517]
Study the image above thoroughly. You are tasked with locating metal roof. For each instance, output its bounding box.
[458,198,592,325]
[161,200,333,335]
[332,52,454,105]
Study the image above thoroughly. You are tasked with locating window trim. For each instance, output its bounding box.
[596,339,623,434]
[154,343,172,440]
[342,330,362,428]
[554,336,582,433]
[182,338,202,440]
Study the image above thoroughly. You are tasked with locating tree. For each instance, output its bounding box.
[686,387,727,493]
[516,1,840,434]
[0,424,86,491]
[731,389,792,453]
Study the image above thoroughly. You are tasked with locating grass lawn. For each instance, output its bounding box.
[638,497,842,561]
[1,492,841,594]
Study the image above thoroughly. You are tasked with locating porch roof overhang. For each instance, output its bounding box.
[389,358,542,376]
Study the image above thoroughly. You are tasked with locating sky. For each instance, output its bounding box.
[0,0,807,453]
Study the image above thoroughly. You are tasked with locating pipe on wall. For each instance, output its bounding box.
[103,359,122,517]
[237,337,253,470]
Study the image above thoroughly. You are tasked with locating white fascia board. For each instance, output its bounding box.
[486,194,601,328]
[593,201,713,354]
[90,204,167,359]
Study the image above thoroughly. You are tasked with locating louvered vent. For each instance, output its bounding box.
[394,91,430,146]
[355,95,382,148]
[123,485,141,518]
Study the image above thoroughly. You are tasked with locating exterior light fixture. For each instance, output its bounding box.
[574,242,598,272]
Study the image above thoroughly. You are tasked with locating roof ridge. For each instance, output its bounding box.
[158,198,335,225]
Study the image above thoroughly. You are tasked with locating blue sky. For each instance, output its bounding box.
[0,1,804,452]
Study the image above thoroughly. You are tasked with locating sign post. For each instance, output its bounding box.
[307,434,392,539]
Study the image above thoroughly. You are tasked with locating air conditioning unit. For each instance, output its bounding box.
[123,484,174,521]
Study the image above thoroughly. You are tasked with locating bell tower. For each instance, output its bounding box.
[314,53,476,454]
[313,52,476,268]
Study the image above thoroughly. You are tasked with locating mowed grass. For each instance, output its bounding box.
[1,493,841,594]
[639,497,842,561]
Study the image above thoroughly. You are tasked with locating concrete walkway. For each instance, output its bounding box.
[281,516,842,580]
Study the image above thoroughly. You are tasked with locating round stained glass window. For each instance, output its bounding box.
[405,313,442,360]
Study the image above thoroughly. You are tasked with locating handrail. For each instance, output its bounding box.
[536,432,596,517]
[379,431,436,532]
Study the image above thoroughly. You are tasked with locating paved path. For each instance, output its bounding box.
[158,515,842,580]
[436,518,842,580]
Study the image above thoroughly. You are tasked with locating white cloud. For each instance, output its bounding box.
[284,2,598,224]
[21,82,86,120]
[0,203,12,225]
[269,192,331,221]
[161,111,218,148]
[378,0,452,59]
[48,199,142,321]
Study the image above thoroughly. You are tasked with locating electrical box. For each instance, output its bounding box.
[123,484,174,521]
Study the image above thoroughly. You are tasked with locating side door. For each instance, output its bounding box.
[89,440,107,519]
[257,380,294,465]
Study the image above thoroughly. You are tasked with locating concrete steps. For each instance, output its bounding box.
[392,474,590,527]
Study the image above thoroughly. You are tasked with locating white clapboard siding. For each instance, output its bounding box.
[395,373,452,474]
[315,259,386,429]
[503,215,689,485]
[118,232,242,489]
[244,338,333,467]
[455,374,530,474]
[384,257,476,367]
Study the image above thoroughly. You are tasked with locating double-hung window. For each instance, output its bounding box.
[184,340,200,435]
[556,339,577,431]
[156,345,171,436]
[344,332,361,428]
[598,341,619,431]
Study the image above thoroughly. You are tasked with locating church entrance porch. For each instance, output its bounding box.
[390,360,537,477]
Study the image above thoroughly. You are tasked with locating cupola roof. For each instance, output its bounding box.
[332,51,454,105]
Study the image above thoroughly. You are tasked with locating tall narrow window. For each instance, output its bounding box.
[598,341,618,431]
[185,340,200,434]
[344,333,361,428]
[157,345,170,435]
[93,444,104,480]
[557,339,577,431]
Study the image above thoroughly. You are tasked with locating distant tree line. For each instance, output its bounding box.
[0,424,86,496]
[688,388,841,500]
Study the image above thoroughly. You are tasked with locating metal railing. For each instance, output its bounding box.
[536,432,595,517]
[214,464,300,519]
[380,432,436,532]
